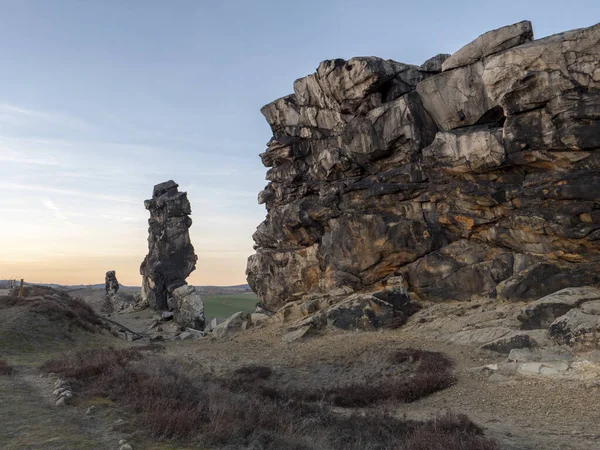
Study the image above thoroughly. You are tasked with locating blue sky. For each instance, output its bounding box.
[0,0,598,285]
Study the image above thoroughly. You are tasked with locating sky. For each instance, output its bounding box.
[0,0,598,286]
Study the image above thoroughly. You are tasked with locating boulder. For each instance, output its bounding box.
[548,308,600,348]
[518,287,600,330]
[480,331,538,354]
[282,326,312,343]
[171,285,205,330]
[416,61,497,131]
[442,21,533,71]
[420,53,451,72]
[212,312,252,338]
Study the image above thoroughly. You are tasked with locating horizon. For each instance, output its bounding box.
[1,1,599,286]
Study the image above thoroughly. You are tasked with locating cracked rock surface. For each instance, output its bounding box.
[247,20,600,311]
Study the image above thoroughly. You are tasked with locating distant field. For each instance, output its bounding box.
[203,292,257,321]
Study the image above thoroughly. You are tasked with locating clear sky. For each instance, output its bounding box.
[0,0,598,286]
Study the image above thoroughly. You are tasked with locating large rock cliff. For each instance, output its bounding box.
[247,21,600,311]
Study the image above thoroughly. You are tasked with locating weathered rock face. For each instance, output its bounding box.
[140,181,204,329]
[105,270,119,297]
[247,21,600,311]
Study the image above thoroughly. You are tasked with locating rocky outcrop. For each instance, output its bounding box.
[103,270,132,313]
[247,20,600,311]
[140,181,204,329]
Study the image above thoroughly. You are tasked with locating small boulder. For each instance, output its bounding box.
[548,309,600,348]
[282,326,312,343]
[56,397,68,407]
[161,311,174,321]
[518,287,600,330]
[172,285,205,330]
[480,331,538,354]
[212,312,251,338]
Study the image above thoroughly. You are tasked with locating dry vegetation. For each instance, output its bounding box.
[41,347,497,450]
[0,286,103,332]
[0,359,13,375]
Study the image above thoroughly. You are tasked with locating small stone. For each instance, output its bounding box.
[119,445,133,450]
[85,406,96,416]
[160,311,174,320]
[56,397,68,407]
[118,439,127,445]
[58,391,73,399]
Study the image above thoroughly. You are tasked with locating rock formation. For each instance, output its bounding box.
[247,21,600,312]
[140,181,205,329]
[103,270,131,313]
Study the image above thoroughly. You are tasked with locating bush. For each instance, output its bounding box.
[228,348,455,407]
[40,348,497,449]
[0,359,13,375]
[0,287,102,332]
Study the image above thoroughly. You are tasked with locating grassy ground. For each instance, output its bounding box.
[202,293,257,321]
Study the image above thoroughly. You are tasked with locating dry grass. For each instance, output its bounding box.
[0,287,102,332]
[227,348,456,407]
[40,347,497,449]
[0,359,13,375]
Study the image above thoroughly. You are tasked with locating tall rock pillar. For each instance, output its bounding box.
[140,180,204,329]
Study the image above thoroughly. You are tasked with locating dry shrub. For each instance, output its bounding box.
[0,359,13,375]
[40,348,497,449]
[0,287,102,332]
[229,348,455,407]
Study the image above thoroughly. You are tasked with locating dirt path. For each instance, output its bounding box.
[0,366,122,449]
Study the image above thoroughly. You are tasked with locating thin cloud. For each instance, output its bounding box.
[0,103,90,132]
[0,182,139,205]
[42,198,71,224]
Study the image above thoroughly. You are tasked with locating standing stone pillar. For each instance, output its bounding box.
[140,180,204,329]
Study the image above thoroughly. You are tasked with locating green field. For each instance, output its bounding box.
[203,292,258,322]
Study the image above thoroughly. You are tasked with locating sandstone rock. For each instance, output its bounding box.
[548,308,600,348]
[420,53,451,72]
[140,181,197,311]
[518,287,600,329]
[581,300,600,316]
[171,285,204,330]
[442,21,533,71]
[140,181,203,330]
[423,125,505,175]
[282,326,312,343]
[247,21,600,312]
[416,61,497,131]
[325,293,403,330]
[212,312,251,338]
[497,264,600,303]
[103,271,132,313]
[480,331,538,354]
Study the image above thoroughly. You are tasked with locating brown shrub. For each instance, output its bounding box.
[0,287,102,332]
[0,359,13,375]
[229,348,455,407]
[39,348,497,449]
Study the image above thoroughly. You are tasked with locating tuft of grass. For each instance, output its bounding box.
[0,359,13,375]
[39,348,497,449]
